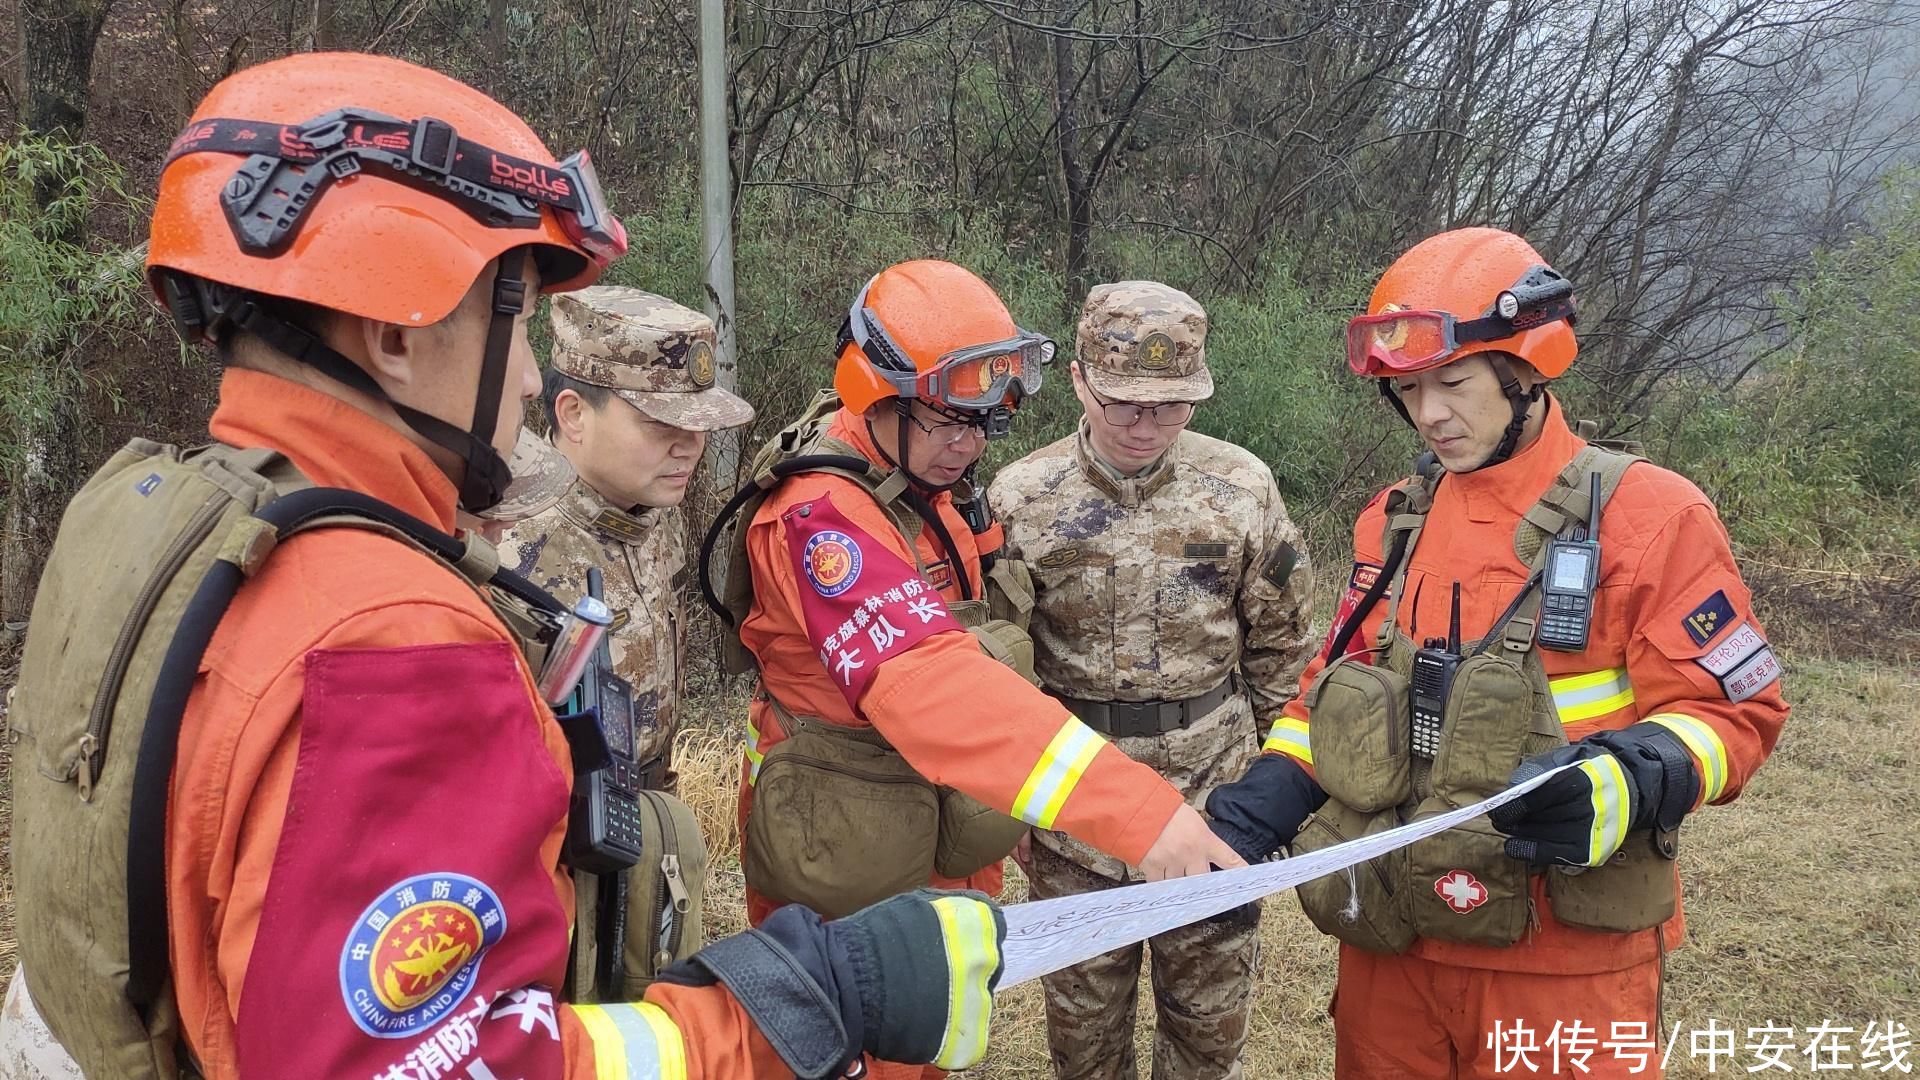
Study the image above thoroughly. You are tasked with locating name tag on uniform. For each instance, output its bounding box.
[1183,542,1230,559]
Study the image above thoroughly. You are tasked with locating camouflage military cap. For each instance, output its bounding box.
[484,429,576,523]
[1074,281,1213,403]
[550,286,756,432]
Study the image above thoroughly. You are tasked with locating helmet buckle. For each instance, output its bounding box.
[409,117,459,175]
[296,114,352,151]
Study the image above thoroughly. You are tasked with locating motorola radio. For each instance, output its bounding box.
[1409,582,1463,761]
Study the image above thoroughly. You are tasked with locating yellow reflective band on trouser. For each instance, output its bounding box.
[929,895,1001,1069]
[1549,667,1637,724]
[1011,715,1106,829]
[1648,712,1729,804]
[744,714,765,786]
[571,1002,689,1080]
[1262,715,1312,765]
[1577,753,1632,866]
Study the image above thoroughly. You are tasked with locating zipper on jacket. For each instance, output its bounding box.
[642,790,691,967]
[80,493,229,800]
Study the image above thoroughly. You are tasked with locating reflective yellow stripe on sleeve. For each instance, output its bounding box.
[744,714,765,786]
[571,1002,689,1080]
[928,895,1000,1069]
[1579,753,1632,865]
[1261,715,1312,765]
[1010,715,1106,829]
[1647,712,1730,805]
[1549,668,1636,725]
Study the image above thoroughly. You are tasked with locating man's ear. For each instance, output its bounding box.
[357,316,417,389]
[553,388,592,444]
[1496,351,1546,391]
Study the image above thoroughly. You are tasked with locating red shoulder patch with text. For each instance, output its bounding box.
[235,642,574,1080]
[784,493,963,706]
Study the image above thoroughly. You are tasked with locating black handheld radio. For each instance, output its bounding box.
[560,568,647,873]
[1539,471,1603,652]
[1409,583,1463,761]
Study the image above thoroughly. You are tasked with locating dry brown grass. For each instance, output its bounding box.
[0,643,1912,1077]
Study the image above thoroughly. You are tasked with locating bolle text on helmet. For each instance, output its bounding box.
[489,155,573,199]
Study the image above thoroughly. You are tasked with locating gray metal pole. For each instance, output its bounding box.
[699,0,740,490]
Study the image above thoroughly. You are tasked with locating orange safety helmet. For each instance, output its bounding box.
[145,52,628,511]
[833,260,1051,432]
[1350,227,1577,379]
[148,51,617,328]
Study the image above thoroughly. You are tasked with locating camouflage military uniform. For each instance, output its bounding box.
[988,282,1315,1080]
[501,483,689,777]
[498,286,752,1004]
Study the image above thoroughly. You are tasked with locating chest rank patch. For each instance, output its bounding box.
[803,529,863,597]
[340,872,506,1038]
[1037,546,1082,570]
[1683,589,1737,645]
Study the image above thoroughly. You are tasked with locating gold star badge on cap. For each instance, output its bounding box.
[689,339,716,388]
[1137,332,1177,371]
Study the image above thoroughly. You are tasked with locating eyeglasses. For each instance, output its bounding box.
[1086,383,1196,427]
[904,402,991,446]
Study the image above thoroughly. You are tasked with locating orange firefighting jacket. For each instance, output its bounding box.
[169,369,786,1078]
[736,408,1186,923]
[1261,398,1787,975]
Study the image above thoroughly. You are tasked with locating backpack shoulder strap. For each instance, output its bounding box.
[1513,444,1641,568]
[700,393,949,674]
[126,486,560,1020]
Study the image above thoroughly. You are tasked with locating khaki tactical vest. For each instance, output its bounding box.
[1292,443,1682,953]
[6,439,564,1079]
[702,390,1035,918]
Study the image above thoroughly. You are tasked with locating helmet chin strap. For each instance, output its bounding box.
[1480,353,1544,469]
[868,399,968,494]
[1376,352,1544,473]
[165,252,527,513]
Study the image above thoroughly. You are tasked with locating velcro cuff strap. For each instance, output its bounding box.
[1637,726,1700,832]
[689,929,849,1079]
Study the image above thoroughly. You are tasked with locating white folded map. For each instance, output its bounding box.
[998,765,1569,989]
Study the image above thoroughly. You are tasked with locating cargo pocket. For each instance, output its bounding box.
[1303,657,1411,813]
[617,790,710,999]
[1428,652,1537,804]
[743,727,938,920]
[1547,830,1679,933]
[968,619,1041,687]
[1405,815,1529,947]
[934,786,1028,879]
[1290,802,1415,955]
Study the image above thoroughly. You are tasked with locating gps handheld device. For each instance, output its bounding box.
[1539,471,1603,652]
[562,568,647,873]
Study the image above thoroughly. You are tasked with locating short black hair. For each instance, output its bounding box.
[541,367,614,430]
[213,293,329,367]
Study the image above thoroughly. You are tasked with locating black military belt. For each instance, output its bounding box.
[1058,676,1238,739]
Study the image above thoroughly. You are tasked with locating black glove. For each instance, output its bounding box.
[657,888,1005,1078]
[1490,722,1699,867]
[1205,753,1328,863]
